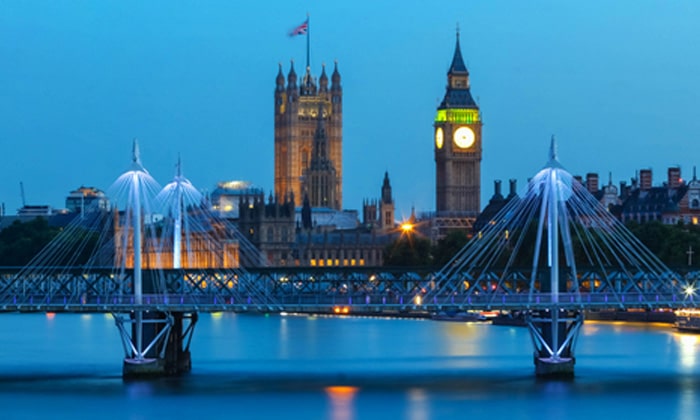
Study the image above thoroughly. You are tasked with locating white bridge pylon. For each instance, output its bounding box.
[111,139,174,366]
[423,136,690,376]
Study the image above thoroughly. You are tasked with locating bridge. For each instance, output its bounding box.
[4,138,697,378]
[0,267,696,314]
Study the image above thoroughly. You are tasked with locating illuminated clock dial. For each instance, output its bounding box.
[453,126,475,149]
[435,127,444,149]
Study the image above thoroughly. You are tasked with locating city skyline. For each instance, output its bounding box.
[2,1,700,220]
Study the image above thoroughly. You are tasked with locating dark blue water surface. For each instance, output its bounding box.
[0,313,698,419]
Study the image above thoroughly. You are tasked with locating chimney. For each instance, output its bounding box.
[585,173,599,193]
[619,181,628,199]
[639,169,652,190]
[494,180,502,198]
[509,179,517,197]
[668,167,681,189]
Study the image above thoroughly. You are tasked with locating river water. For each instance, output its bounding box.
[0,312,697,419]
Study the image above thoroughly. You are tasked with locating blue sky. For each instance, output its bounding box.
[2,1,700,220]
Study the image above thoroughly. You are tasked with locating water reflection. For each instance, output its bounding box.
[325,386,357,420]
[674,333,699,369]
[407,388,429,420]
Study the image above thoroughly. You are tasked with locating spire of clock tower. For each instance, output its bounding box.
[442,29,476,108]
[449,28,468,75]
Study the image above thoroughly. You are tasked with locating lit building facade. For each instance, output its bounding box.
[65,186,109,213]
[274,61,343,209]
[430,31,483,242]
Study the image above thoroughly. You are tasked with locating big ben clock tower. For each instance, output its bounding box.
[434,30,482,217]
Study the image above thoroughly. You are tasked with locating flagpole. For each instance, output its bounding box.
[306,13,310,69]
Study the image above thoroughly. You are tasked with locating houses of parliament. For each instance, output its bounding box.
[3,32,486,269]
[233,31,482,266]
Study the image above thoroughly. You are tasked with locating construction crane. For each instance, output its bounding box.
[20,181,26,207]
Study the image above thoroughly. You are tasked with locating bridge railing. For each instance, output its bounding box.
[0,291,694,313]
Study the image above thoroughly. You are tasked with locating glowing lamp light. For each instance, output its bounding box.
[415,295,422,305]
[684,285,696,297]
[401,223,414,233]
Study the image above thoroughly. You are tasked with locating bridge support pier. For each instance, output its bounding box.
[526,309,583,378]
[116,311,198,378]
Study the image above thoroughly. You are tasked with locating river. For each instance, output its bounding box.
[0,312,697,419]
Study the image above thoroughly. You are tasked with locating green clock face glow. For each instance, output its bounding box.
[453,126,475,149]
[435,127,444,149]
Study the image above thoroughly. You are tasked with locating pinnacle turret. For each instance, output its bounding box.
[448,30,468,75]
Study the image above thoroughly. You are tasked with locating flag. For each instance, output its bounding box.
[289,19,308,37]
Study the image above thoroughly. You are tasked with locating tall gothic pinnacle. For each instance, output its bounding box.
[449,27,468,74]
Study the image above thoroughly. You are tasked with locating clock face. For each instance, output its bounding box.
[453,126,475,149]
[435,127,444,149]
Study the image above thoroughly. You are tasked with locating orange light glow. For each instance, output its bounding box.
[46,312,56,320]
[400,222,414,233]
[325,386,358,396]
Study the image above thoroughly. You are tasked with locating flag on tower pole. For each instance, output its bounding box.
[288,15,310,69]
[288,19,308,37]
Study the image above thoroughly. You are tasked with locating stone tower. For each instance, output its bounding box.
[274,61,343,209]
[434,30,482,216]
[379,172,395,231]
[302,103,339,209]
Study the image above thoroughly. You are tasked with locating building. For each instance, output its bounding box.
[617,167,689,224]
[210,181,264,218]
[431,30,483,241]
[362,172,395,232]
[473,179,518,233]
[238,173,396,267]
[274,61,343,210]
[114,209,240,269]
[65,186,109,213]
[301,103,339,209]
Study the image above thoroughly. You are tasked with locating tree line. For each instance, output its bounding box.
[384,221,700,270]
[1,217,700,269]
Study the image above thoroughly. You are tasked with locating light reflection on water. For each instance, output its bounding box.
[0,313,697,419]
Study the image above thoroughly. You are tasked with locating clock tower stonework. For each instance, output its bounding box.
[434,32,482,217]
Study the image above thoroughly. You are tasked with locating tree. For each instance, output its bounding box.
[432,230,470,267]
[383,234,432,267]
[0,218,61,266]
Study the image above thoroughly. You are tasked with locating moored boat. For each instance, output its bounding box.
[675,309,700,332]
[431,311,487,322]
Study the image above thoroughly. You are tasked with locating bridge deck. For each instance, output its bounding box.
[0,292,692,313]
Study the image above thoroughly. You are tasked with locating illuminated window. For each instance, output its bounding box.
[310,259,317,267]
[334,259,339,266]
[319,260,325,267]
[351,259,356,266]
[360,259,365,266]
[343,259,348,266]
[326,259,332,266]
[694,217,699,225]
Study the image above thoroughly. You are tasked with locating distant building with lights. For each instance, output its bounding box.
[210,181,264,218]
[237,172,397,267]
[65,186,109,213]
[473,167,700,235]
